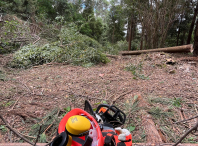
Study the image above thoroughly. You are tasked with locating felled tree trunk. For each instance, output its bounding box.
[137,94,164,143]
[120,44,193,56]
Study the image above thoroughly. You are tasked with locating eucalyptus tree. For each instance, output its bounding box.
[124,0,186,49]
[194,19,198,56]
[187,1,198,44]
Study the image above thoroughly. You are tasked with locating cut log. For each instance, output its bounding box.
[120,44,193,56]
[137,94,163,143]
[1,143,198,146]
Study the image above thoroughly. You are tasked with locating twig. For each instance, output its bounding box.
[112,90,133,104]
[43,110,60,134]
[33,36,40,44]
[0,114,37,146]
[34,125,42,146]
[161,115,198,126]
[173,119,198,146]
[11,96,21,110]
[18,80,32,93]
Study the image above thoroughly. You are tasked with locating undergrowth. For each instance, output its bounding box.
[10,24,109,68]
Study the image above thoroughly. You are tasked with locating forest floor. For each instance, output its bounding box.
[0,52,198,144]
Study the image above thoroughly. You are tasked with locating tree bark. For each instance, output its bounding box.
[120,44,193,56]
[177,15,183,46]
[112,23,115,44]
[128,15,133,51]
[187,2,198,44]
[137,94,163,143]
[193,20,198,56]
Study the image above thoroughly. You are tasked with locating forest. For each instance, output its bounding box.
[0,0,198,67]
[1,0,198,145]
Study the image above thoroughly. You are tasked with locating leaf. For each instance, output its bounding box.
[64,106,71,112]
[94,102,101,105]
[102,101,107,104]
[128,126,135,132]
[39,133,47,143]
[0,125,7,132]
[134,95,138,100]
[66,106,71,112]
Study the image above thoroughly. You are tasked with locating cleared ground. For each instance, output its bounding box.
[0,53,198,144]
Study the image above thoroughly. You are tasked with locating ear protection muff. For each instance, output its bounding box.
[50,131,68,146]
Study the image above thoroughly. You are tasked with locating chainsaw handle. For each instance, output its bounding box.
[96,104,126,127]
[95,104,110,113]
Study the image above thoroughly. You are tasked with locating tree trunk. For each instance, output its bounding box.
[181,29,186,45]
[126,17,130,42]
[187,2,198,44]
[120,44,193,56]
[128,15,133,51]
[193,20,198,56]
[140,24,144,50]
[177,27,181,46]
[177,15,183,46]
[137,94,163,143]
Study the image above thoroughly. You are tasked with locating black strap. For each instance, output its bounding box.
[72,136,85,144]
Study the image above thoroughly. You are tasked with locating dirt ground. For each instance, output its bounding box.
[0,53,198,144]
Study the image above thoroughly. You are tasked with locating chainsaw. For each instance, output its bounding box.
[50,100,132,146]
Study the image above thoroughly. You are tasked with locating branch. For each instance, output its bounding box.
[161,115,198,126]
[173,120,198,146]
[112,90,133,104]
[0,114,37,146]
[34,125,42,146]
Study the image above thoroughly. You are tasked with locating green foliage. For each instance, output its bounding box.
[37,0,57,20]
[103,40,128,55]
[62,106,71,117]
[0,125,7,132]
[10,24,109,68]
[0,16,33,54]
[39,133,47,143]
[149,97,173,105]
[0,101,14,108]
[80,1,104,42]
[148,107,174,120]
[131,39,140,50]
[29,108,60,139]
[125,63,149,80]
[128,125,135,132]
[172,97,182,107]
[107,4,126,43]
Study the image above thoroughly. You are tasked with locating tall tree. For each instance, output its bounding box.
[125,0,186,49]
[194,20,198,56]
[108,3,125,43]
[80,0,104,41]
[187,1,198,44]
